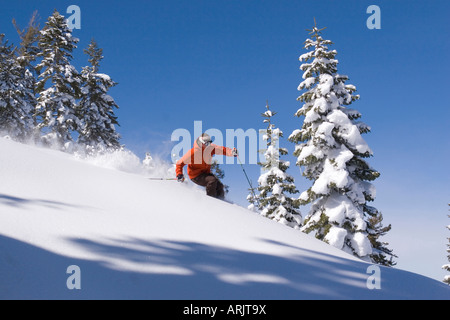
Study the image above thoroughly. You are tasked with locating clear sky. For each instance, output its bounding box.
[1,0,449,282]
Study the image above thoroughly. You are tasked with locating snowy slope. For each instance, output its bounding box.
[0,137,449,300]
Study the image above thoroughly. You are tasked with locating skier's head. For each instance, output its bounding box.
[197,133,212,148]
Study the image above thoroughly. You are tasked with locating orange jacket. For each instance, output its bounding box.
[176,140,234,179]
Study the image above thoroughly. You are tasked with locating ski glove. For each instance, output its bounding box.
[177,174,185,182]
[232,148,239,157]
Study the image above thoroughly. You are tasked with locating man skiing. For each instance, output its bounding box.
[176,133,238,199]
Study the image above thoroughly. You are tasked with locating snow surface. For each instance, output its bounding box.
[0,137,449,299]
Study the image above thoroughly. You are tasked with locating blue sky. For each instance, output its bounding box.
[1,1,449,282]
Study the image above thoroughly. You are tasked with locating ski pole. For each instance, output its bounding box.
[237,156,256,199]
[148,178,178,181]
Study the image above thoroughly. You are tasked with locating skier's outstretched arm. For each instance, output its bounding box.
[212,144,238,157]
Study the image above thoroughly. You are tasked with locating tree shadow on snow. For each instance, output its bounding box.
[0,193,91,211]
[0,235,448,300]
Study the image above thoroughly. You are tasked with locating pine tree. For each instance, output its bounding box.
[35,9,81,149]
[143,152,155,169]
[289,21,395,264]
[246,190,259,212]
[0,34,34,141]
[443,205,450,285]
[12,11,40,138]
[255,102,302,229]
[211,159,229,195]
[367,211,397,266]
[13,11,41,71]
[77,39,121,154]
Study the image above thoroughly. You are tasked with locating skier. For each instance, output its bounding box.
[176,133,238,199]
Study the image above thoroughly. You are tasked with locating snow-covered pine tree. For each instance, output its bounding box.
[12,11,40,140]
[289,21,395,264]
[366,208,397,266]
[0,34,34,141]
[35,10,81,149]
[143,152,155,169]
[77,39,121,154]
[246,191,259,212]
[443,205,450,285]
[256,102,302,229]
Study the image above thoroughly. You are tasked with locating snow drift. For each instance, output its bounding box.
[0,137,448,299]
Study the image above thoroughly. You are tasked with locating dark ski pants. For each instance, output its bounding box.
[191,173,225,199]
